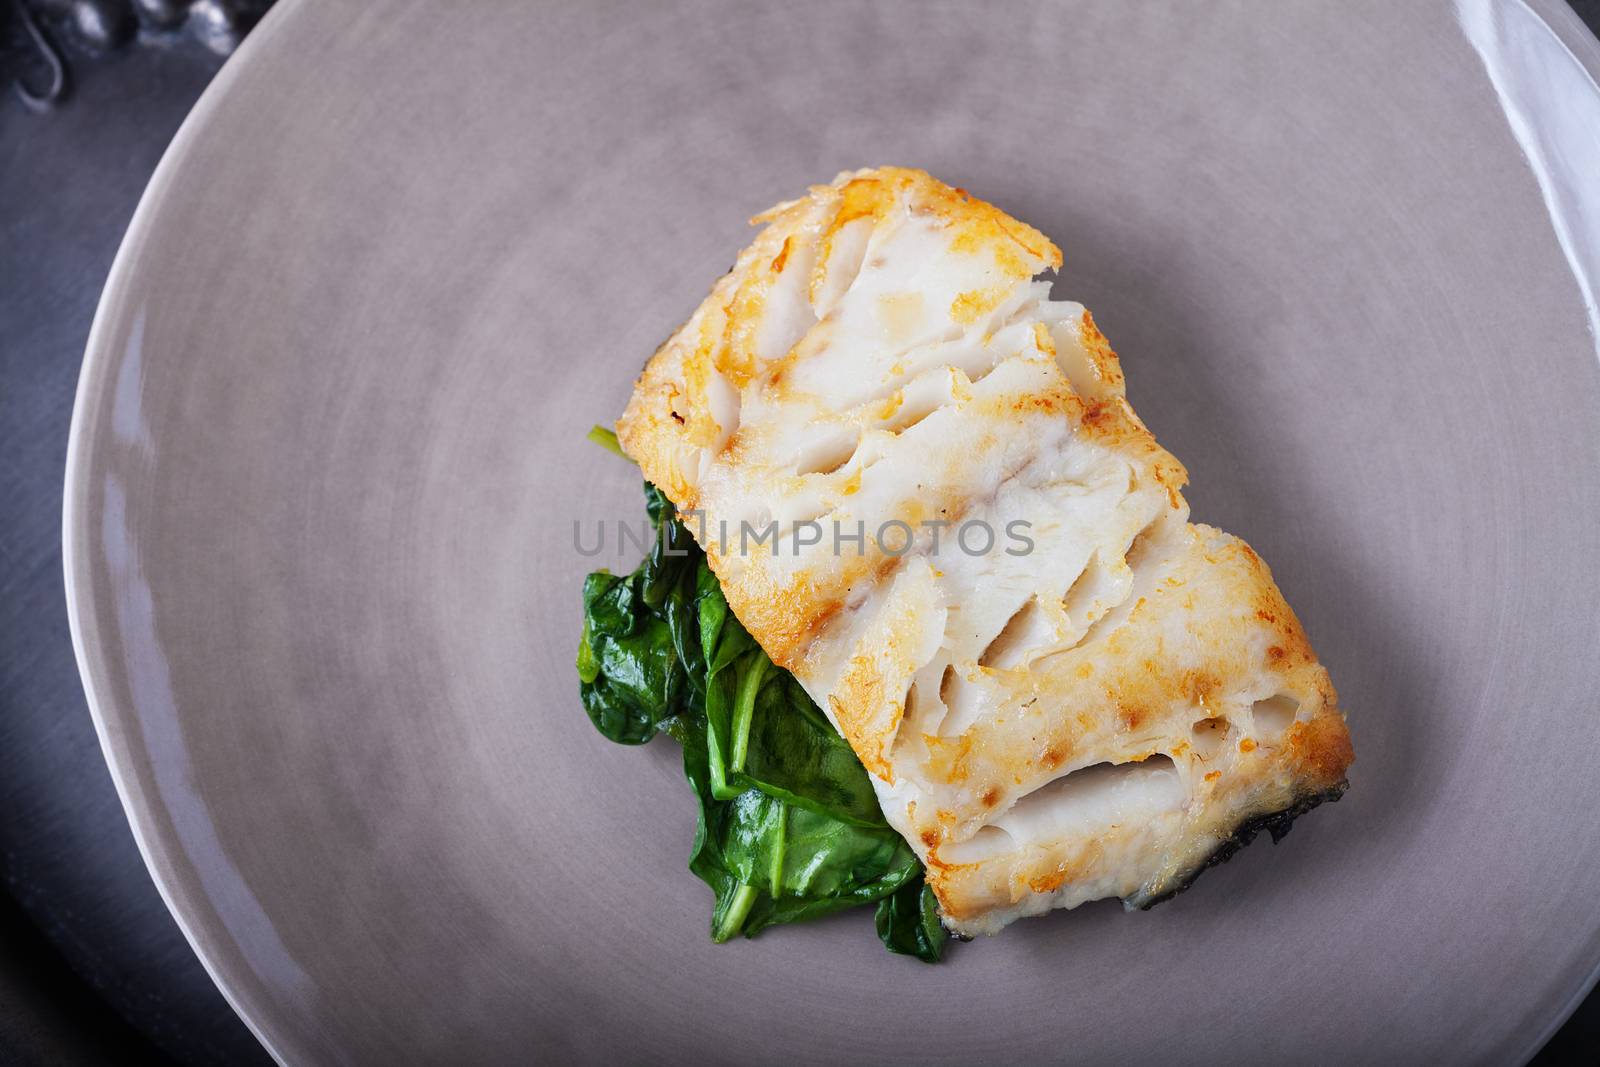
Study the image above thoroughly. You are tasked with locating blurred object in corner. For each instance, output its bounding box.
[3,0,276,112]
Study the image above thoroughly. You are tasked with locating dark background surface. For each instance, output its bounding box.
[2,3,1599,1064]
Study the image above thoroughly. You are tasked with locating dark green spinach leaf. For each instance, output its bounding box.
[874,873,948,963]
[701,604,886,827]
[679,707,917,942]
[576,452,946,961]
[577,570,685,745]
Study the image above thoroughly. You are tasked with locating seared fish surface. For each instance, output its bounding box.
[618,167,1353,936]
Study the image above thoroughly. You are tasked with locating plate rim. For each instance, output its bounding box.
[57,1,1600,1063]
[61,0,311,1061]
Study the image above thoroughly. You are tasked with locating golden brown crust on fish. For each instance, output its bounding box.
[617,167,1353,936]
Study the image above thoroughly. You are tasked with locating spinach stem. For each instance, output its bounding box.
[770,803,787,895]
[587,424,626,458]
[717,884,759,942]
[729,654,768,774]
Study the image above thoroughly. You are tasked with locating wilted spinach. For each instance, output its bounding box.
[873,873,948,963]
[698,563,886,829]
[577,431,946,960]
[576,482,701,746]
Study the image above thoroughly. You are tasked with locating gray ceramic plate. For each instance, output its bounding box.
[65,0,1600,1062]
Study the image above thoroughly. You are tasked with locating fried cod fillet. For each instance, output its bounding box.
[617,167,1353,937]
